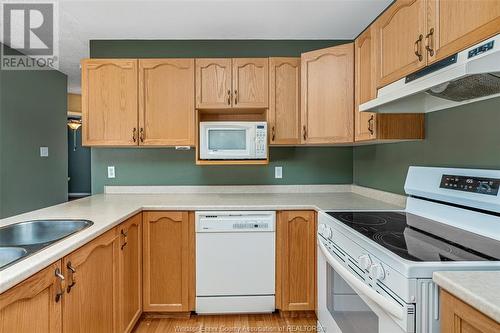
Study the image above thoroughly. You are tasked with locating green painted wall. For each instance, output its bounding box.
[0,44,68,218]
[90,40,354,194]
[353,98,500,195]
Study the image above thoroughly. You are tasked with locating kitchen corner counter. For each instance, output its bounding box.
[433,271,500,323]
[0,186,404,293]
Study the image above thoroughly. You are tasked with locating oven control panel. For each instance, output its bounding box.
[440,174,500,196]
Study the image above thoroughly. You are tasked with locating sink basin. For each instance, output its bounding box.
[0,220,93,246]
[0,247,27,268]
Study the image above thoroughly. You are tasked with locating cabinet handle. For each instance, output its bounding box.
[425,28,434,56]
[132,128,137,142]
[234,90,238,105]
[139,128,144,143]
[303,125,307,140]
[368,115,374,135]
[271,126,275,142]
[227,90,231,105]
[55,268,65,303]
[66,261,76,293]
[121,229,128,250]
[414,34,423,61]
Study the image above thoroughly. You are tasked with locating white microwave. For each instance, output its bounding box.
[199,121,267,160]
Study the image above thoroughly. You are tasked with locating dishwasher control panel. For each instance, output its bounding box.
[195,211,276,232]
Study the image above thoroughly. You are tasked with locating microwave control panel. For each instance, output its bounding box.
[255,124,267,157]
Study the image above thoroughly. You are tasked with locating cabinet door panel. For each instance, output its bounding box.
[301,44,354,144]
[276,211,316,311]
[139,59,195,146]
[143,211,190,312]
[0,262,62,333]
[196,59,232,109]
[376,0,427,87]
[81,59,138,146]
[269,58,301,145]
[355,27,377,142]
[232,58,269,108]
[118,214,142,333]
[427,0,500,63]
[62,229,119,333]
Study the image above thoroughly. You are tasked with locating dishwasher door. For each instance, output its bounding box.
[195,211,276,314]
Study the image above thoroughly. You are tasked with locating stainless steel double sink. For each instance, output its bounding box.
[0,220,93,270]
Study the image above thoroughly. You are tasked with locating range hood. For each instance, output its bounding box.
[360,34,500,113]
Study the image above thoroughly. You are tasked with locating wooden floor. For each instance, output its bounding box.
[133,313,319,333]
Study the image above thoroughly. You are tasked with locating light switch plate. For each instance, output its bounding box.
[275,166,283,179]
[107,166,115,179]
[40,147,49,157]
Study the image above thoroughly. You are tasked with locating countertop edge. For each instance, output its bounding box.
[433,271,500,323]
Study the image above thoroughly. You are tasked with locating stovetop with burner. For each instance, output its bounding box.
[327,211,500,262]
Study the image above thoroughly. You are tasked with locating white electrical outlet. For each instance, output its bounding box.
[40,147,49,157]
[275,166,283,179]
[107,166,115,179]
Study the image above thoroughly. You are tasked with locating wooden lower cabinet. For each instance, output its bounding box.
[118,213,142,333]
[0,261,63,333]
[441,289,500,333]
[62,228,120,333]
[142,211,194,312]
[276,211,316,312]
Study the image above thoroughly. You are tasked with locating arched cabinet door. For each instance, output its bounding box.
[196,59,232,109]
[232,58,269,109]
[62,229,120,333]
[276,210,316,312]
[139,59,195,146]
[268,57,301,145]
[301,44,354,144]
[81,59,138,146]
[0,261,63,333]
[142,211,192,312]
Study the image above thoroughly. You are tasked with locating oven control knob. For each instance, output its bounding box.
[369,263,386,281]
[321,225,332,239]
[358,254,372,271]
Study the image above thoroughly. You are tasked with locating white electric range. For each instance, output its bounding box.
[317,166,500,333]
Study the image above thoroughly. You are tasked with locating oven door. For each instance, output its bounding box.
[317,242,411,333]
[200,123,255,159]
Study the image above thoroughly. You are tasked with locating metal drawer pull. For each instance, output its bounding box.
[132,128,137,142]
[368,115,374,135]
[55,268,65,303]
[425,28,434,56]
[414,34,423,61]
[139,128,145,143]
[66,261,76,293]
[234,90,238,105]
[271,126,275,141]
[121,229,128,250]
[303,125,307,140]
[227,90,231,105]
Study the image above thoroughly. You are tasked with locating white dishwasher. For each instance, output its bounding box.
[195,211,275,314]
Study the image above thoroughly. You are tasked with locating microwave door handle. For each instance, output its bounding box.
[318,241,405,320]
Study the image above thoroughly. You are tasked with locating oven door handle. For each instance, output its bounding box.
[318,241,405,320]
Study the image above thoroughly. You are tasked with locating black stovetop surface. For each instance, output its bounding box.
[326,211,500,262]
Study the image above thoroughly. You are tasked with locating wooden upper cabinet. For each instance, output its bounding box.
[143,211,191,312]
[0,262,62,333]
[232,58,269,108]
[139,59,195,146]
[118,214,142,333]
[427,0,500,63]
[268,58,301,145]
[276,211,316,311]
[375,0,427,87]
[62,229,119,333]
[301,44,354,144]
[355,27,378,142]
[81,59,138,146]
[196,59,232,109]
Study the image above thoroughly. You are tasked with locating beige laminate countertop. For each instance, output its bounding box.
[433,271,500,323]
[0,188,404,293]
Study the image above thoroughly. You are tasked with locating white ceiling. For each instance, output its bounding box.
[58,0,390,93]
